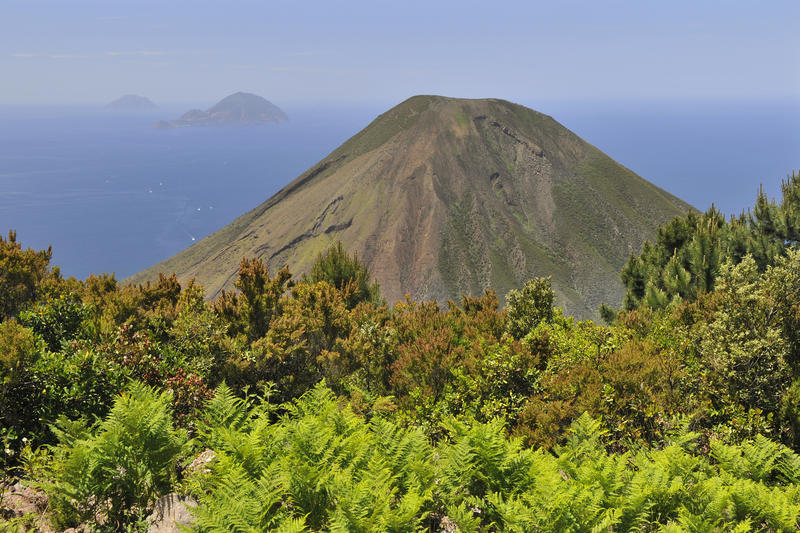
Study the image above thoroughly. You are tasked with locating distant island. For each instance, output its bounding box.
[105,95,158,110]
[154,92,288,128]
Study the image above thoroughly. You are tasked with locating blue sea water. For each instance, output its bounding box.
[0,100,797,280]
[0,104,381,279]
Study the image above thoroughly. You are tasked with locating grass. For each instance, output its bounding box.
[338,95,434,158]
[453,111,470,130]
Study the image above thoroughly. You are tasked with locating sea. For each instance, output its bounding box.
[0,99,798,280]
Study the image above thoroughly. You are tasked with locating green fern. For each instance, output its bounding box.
[186,388,800,532]
[40,382,187,528]
[191,383,435,532]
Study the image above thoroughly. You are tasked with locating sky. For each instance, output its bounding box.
[1,0,798,106]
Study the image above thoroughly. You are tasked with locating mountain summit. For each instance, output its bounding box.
[133,95,691,317]
[105,95,158,110]
[154,92,288,128]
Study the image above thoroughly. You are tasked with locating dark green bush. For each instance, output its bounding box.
[19,297,89,352]
[305,240,382,309]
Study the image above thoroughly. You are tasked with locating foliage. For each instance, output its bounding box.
[620,171,800,311]
[232,257,293,341]
[189,385,800,532]
[1,342,128,473]
[305,240,382,309]
[386,291,520,431]
[167,282,233,383]
[97,324,213,424]
[3,172,800,528]
[19,296,89,352]
[0,230,55,322]
[191,384,432,532]
[516,328,687,448]
[0,320,36,383]
[253,280,353,401]
[38,382,187,529]
[504,276,555,339]
[699,257,791,436]
[0,321,38,470]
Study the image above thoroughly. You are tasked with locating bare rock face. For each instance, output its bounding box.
[147,494,197,533]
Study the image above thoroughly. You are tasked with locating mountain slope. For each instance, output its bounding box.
[131,95,692,318]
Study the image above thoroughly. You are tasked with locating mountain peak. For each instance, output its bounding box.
[208,92,284,115]
[105,94,158,110]
[154,92,287,128]
[133,96,691,318]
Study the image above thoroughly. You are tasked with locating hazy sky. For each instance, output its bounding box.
[1,0,798,105]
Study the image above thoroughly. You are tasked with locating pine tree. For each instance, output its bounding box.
[780,171,800,244]
[620,173,799,310]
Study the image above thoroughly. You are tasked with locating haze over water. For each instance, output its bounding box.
[1,98,797,280]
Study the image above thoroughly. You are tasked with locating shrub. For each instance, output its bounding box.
[305,240,382,309]
[19,296,89,352]
[0,320,36,381]
[229,258,292,342]
[97,324,212,425]
[699,256,793,441]
[252,281,353,401]
[504,276,555,339]
[0,321,38,469]
[0,230,54,322]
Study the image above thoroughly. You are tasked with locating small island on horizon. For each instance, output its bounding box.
[105,94,158,110]
[154,92,288,128]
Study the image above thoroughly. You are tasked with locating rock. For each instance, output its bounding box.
[1,481,55,532]
[186,449,216,476]
[2,480,47,517]
[439,515,457,533]
[147,494,197,533]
